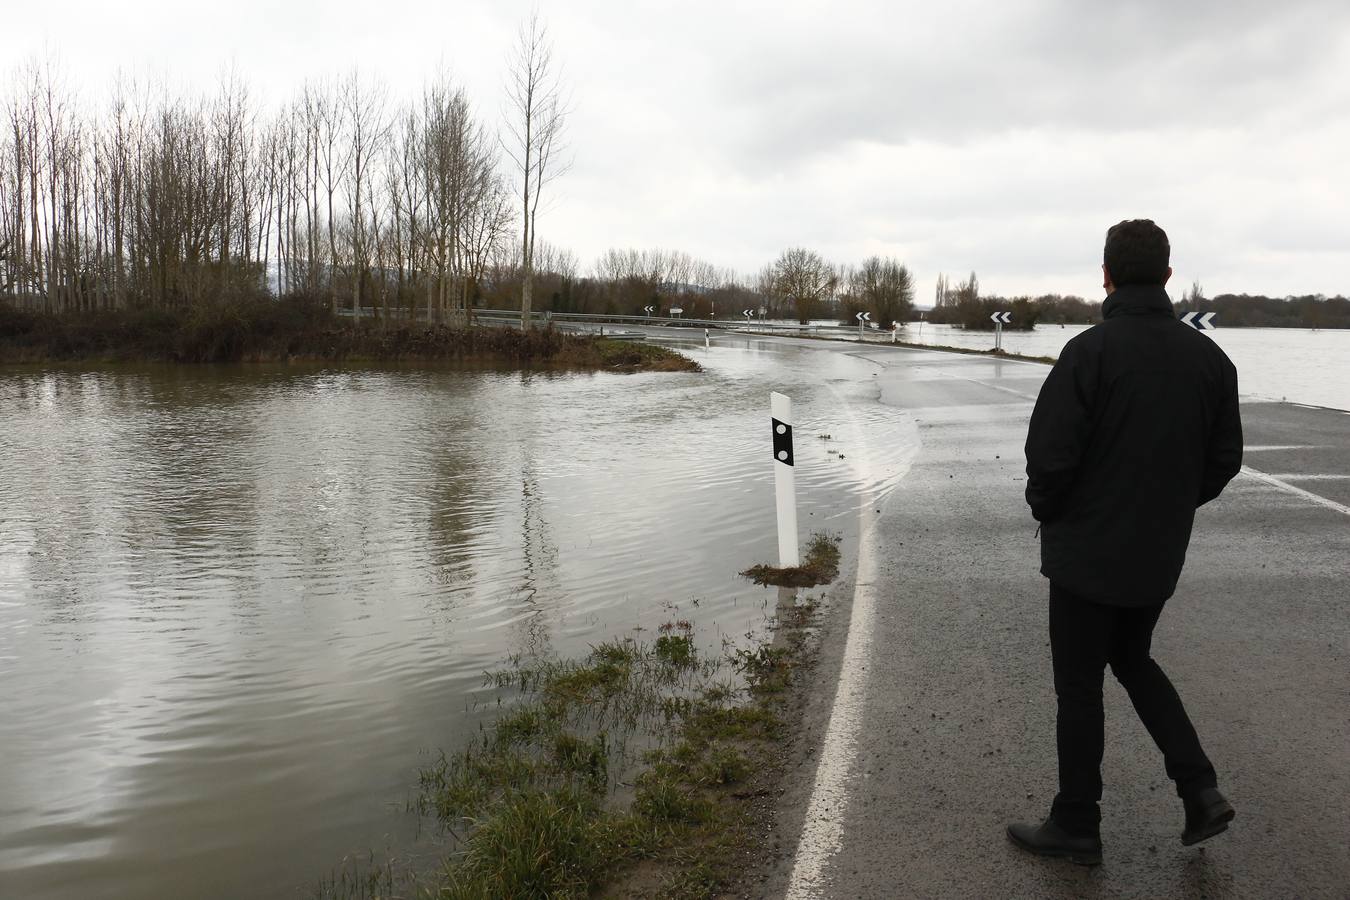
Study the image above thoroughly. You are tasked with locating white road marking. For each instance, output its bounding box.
[785,378,914,898]
[1245,445,1321,452]
[850,345,1052,371]
[1240,466,1350,517]
[784,514,878,899]
[787,342,1039,895]
[1266,474,1350,481]
[782,344,1350,896]
[928,369,1042,402]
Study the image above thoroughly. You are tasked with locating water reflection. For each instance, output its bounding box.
[0,349,917,899]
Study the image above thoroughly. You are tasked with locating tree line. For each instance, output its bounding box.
[925,274,1349,331]
[0,15,565,327]
[1,63,505,320]
[520,247,918,327]
[3,49,1342,332]
[925,272,1099,330]
[1176,281,1350,329]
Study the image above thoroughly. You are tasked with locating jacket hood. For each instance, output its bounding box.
[1103,283,1174,320]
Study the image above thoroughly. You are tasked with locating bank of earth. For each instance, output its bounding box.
[0,303,701,373]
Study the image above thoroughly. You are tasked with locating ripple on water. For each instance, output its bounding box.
[0,351,918,899]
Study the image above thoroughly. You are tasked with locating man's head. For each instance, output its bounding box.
[1102,219,1172,293]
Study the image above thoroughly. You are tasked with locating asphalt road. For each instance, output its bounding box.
[750,345,1350,899]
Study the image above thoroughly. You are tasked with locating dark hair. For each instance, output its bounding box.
[1103,219,1170,287]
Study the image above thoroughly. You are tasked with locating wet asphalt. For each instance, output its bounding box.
[752,346,1350,899]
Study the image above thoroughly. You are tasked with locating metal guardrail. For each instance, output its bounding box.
[474,309,839,333]
[334,305,869,339]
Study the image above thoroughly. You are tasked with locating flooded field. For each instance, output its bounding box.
[0,339,916,898]
[893,322,1350,411]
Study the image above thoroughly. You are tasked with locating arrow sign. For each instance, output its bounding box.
[1181,311,1217,330]
[743,309,753,318]
[644,305,655,314]
[990,310,1011,352]
[855,311,872,321]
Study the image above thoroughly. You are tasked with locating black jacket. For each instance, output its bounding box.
[1024,284,1243,606]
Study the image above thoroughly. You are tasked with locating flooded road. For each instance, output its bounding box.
[745,320,1350,411]
[0,340,916,898]
[891,323,1350,411]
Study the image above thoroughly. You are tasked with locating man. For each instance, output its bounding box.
[1008,219,1244,866]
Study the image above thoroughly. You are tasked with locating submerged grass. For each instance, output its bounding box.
[740,531,842,588]
[318,596,825,899]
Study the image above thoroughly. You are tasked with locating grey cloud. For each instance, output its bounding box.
[690,0,1350,168]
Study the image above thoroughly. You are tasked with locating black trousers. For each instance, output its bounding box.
[1048,583,1217,834]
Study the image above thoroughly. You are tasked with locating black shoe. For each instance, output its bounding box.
[1181,787,1235,846]
[1007,818,1103,866]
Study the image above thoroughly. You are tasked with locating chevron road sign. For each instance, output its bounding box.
[643,305,656,314]
[856,310,872,338]
[1181,311,1217,330]
[990,310,1012,352]
[743,309,754,318]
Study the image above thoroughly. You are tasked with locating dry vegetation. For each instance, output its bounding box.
[740,533,842,588]
[0,302,700,371]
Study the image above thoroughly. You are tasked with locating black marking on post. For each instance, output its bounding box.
[772,418,794,466]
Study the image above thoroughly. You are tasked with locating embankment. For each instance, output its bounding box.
[0,303,700,372]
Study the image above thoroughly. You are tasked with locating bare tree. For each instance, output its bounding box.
[955,271,979,304]
[1180,279,1205,314]
[850,256,915,328]
[503,12,567,330]
[419,77,469,323]
[770,247,836,324]
[310,79,347,313]
[0,53,521,323]
[0,237,11,294]
[934,273,950,308]
[340,70,389,317]
[458,169,512,317]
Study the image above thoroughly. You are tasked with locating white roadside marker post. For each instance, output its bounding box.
[771,391,800,568]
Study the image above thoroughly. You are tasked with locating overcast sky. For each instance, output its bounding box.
[13,0,1350,299]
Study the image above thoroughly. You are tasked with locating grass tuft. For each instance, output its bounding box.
[439,787,612,899]
[327,598,822,899]
[740,532,842,588]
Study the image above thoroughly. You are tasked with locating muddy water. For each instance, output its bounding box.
[0,343,916,899]
[892,323,1350,411]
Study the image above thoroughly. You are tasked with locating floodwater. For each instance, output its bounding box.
[894,322,1350,411]
[0,341,916,899]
